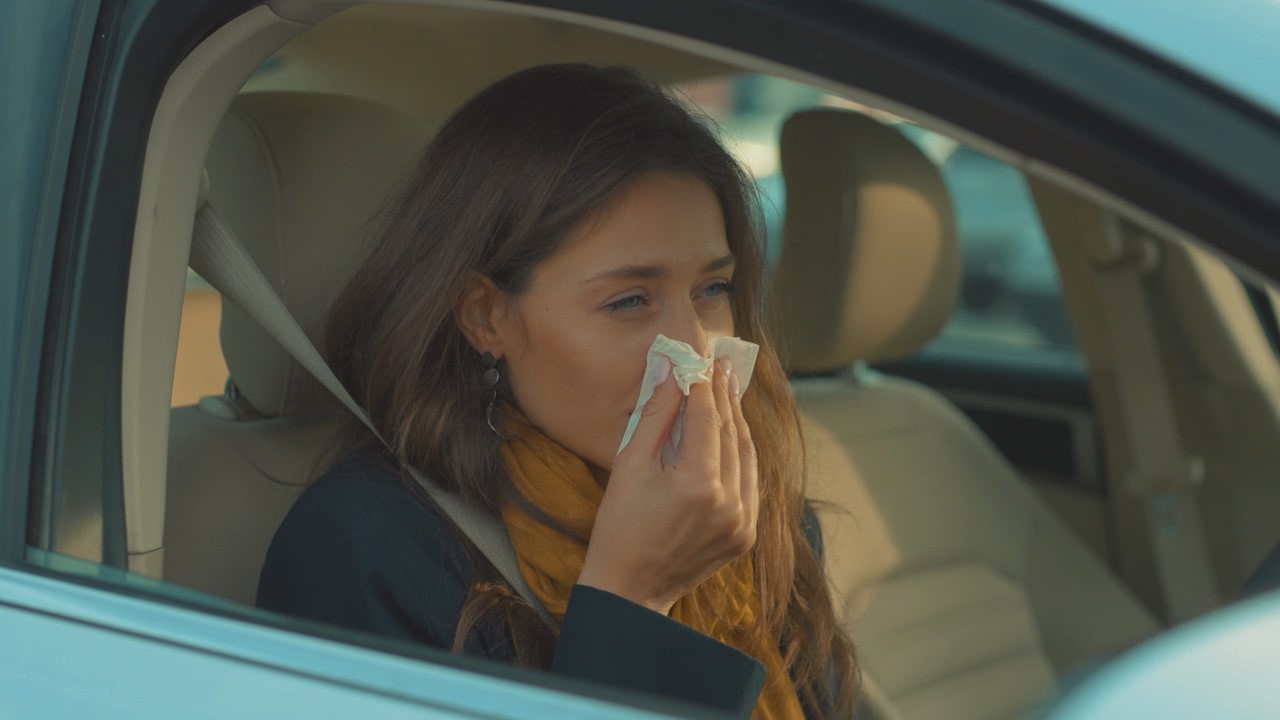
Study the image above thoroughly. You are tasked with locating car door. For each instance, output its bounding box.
[4,0,1280,718]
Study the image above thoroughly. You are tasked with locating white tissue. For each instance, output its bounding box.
[615,334,760,463]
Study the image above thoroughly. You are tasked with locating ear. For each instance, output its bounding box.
[455,272,512,356]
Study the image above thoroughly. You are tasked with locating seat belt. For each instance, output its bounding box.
[190,199,557,628]
[1087,215,1219,623]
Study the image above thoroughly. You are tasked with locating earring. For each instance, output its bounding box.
[481,351,500,385]
[481,351,506,438]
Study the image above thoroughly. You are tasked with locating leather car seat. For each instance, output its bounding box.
[772,109,1161,720]
[165,92,425,605]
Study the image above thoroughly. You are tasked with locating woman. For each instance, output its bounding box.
[257,64,857,719]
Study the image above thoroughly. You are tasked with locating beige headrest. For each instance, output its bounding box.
[771,110,959,374]
[204,92,426,418]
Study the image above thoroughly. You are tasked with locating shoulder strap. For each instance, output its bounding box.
[190,201,557,628]
[1030,178,1220,624]
[1086,216,1218,623]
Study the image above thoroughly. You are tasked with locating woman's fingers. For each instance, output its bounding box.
[713,358,740,501]
[621,357,683,462]
[586,356,757,615]
[677,373,720,472]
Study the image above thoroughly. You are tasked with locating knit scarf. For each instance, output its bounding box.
[498,413,805,719]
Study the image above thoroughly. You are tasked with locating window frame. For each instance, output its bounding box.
[0,0,104,566]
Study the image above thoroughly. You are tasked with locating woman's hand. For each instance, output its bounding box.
[577,356,759,616]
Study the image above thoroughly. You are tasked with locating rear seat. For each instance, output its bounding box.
[772,109,1160,720]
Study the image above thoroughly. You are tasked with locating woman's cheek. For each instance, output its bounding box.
[598,354,646,444]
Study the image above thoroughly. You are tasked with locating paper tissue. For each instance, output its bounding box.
[615,333,760,463]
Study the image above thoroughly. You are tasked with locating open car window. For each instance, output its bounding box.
[6,1,1280,719]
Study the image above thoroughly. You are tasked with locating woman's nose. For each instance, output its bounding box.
[662,303,712,357]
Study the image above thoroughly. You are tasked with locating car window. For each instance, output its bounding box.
[906,133,1078,357]
[674,74,825,270]
[1040,0,1280,117]
[677,73,1080,363]
[16,2,1280,718]
[1240,275,1280,357]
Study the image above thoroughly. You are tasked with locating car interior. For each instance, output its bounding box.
[90,3,1280,719]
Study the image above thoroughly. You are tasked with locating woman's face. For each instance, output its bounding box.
[496,171,736,479]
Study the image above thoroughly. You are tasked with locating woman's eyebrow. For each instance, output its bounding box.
[704,255,736,272]
[582,254,736,284]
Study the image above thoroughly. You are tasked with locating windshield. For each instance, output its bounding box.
[1037,0,1280,116]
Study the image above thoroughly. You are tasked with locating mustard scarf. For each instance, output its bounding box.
[498,414,805,719]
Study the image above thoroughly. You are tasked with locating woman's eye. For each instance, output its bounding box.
[606,294,647,312]
[701,281,735,299]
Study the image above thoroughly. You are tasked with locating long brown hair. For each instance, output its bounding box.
[326,64,857,716]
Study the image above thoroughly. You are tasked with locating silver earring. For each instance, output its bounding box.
[481,351,505,438]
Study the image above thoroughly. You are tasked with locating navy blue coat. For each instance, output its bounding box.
[257,449,825,718]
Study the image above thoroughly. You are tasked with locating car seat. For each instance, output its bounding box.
[772,109,1161,720]
[165,92,425,605]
